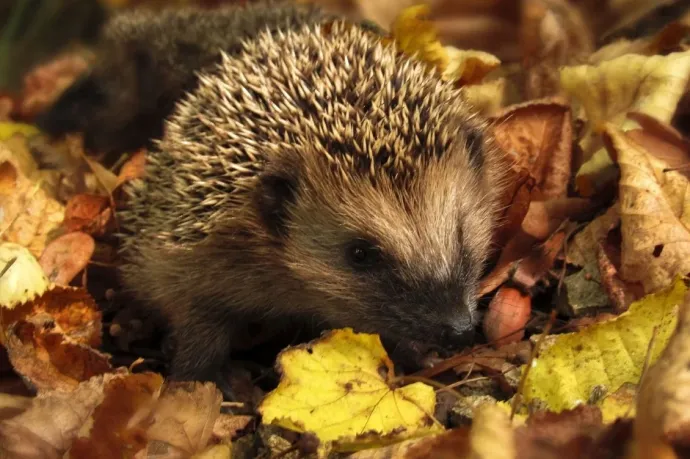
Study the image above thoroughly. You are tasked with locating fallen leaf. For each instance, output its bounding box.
[0,374,110,458]
[635,287,690,459]
[490,167,536,250]
[39,232,95,286]
[0,392,32,420]
[212,414,253,441]
[480,198,594,295]
[605,124,690,294]
[520,0,594,99]
[562,50,690,195]
[599,383,636,424]
[515,405,604,458]
[491,98,573,199]
[115,149,147,187]
[390,5,500,85]
[0,145,65,258]
[142,381,223,456]
[191,444,232,459]
[258,328,442,452]
[484,286,532,346]
[63,194,114,236]
[625,112,690,179]
[460,78,507,116]
[2,286,108,391]
[520,276,686,413]
[442,47,502,86]
[348,428,471,459]
[566,203,620,267]
[0,242,49,310]
[513,230,567,290]
[0,122,40,141]
[6,321,112,392]
[468,403,516,459]
[69,372,164,459]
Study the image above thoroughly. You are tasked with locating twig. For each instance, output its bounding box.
[510,309,557,420]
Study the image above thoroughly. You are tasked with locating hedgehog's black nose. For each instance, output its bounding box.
[436,321,474,349]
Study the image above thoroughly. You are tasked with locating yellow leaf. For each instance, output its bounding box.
[599,383,636,424]
[192,444,231,459]
[390,5,500,85]
[636,285,690,458]
[0,143,65,258]
[258,328,442,452]
[0,123,39,142]
[520,276,687,413]
[442,47,501,86]
[560,51,690,195]
[605,124,690,294]
[0,242,49,310]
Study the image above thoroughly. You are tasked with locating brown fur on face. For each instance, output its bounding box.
[265,121,503,346]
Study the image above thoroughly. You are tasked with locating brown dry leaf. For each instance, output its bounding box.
[212,414,253,441]
[39,232,95,286]
[625,112,690,178]
[63,194,114,236]
[513,229,567,289]
[480,198,594,295]
[69,372,164,459]
[1,286,102,348]
[566,203,620,267]
[5,321,112,392]
[605,124,690,294]
[350,403,515,459]
[635,288,690,459]
[2,286,109,392]
[492,99,573,199]
[0,373,116,459]
[348,428,471,459]
[515,406,605,459]
[520,0,594,99]
[116,149,147,187]
[0,144,64,258]
[141,381,223,457]
[491,167,536,250]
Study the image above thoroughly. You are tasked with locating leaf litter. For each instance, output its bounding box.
[3,0,690,458]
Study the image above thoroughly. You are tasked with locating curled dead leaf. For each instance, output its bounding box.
[63,194,114,236]
[605,124,690,294]
[492,98,573,199]
[39,232,95,286]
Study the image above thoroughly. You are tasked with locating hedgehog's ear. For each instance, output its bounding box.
[255,170,300,238]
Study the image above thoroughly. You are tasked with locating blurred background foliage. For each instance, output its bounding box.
[0,0,685,92]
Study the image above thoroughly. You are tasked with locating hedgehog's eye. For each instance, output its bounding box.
[345,239,382,270]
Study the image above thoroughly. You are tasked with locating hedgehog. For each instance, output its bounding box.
[40,3,507,394]
[35,1,341,161]
[113,19,508,392]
